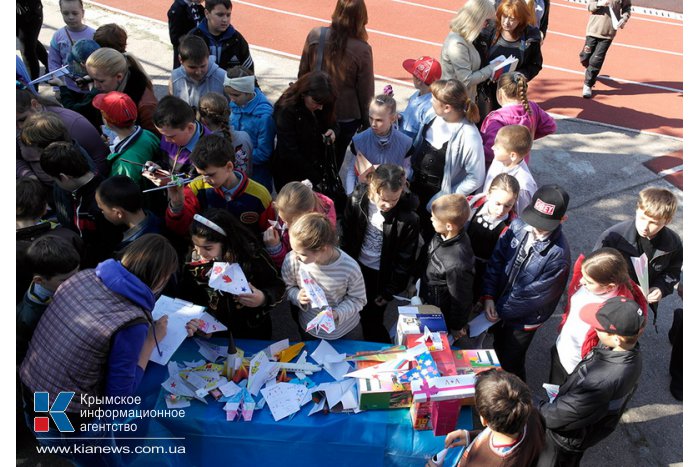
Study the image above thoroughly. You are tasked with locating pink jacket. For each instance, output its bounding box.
[480,101,557,165]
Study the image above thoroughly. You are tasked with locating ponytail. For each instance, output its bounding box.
[498,72,531,115]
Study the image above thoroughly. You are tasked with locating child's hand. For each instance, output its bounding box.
[323,129,336,145]
[647,287,663,303]
[297,289,311,306]
[484,299,499,322]
[153,315,169,342]
[185,319,203,337]
[374,296,388,307]
[237,284,266,308]
[263,225,281,248]
[450,327,467,341]
[444,429,469,448]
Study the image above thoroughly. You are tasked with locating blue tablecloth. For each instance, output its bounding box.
[124,338,471,467]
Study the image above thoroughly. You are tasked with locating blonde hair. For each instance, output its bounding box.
[450,0,496,42]
[489,173,520,198]
[498,72,530,114]
[86,47,152,88]
[431,79,480,123]
[290,212,336,251]
[366,164,406,195]
[637,187,678,223]
[495,124,532,158]
[276,181,318,225]
[432,193,470,227]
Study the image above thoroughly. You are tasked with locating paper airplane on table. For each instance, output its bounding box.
[310,340,350,381]
[209,262,251,295]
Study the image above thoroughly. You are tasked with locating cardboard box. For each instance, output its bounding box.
[411,374,476,435]
[452,349,501,405]
[356,360,412,410]
[395,305,447,345]
[405,333,457,377]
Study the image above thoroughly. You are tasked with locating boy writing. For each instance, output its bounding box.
[169,34,226,107]
[440,369,545,466]
[593,187,682,325]
[418,194,475,341]
[165,133,274,236]
[482,124,538,215]
[537,296,644,466]
[91,91,162,186]
[39,141,123,267]
[482,184,571,382]
[580,0,631,98]
[190,0,254,71]
[399,56,441,144]
[152,95,211,175]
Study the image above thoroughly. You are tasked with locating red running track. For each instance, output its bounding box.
[93,0,683,139]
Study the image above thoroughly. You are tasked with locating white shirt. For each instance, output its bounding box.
[426,118,462,149]
[358,201,384,270]
[482,159,538,216]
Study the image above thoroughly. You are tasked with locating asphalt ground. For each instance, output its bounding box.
[16,1,687,465]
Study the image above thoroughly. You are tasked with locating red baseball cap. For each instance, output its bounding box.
[580,297,646,337]
[402,56,442,85]
[92,91,137,128]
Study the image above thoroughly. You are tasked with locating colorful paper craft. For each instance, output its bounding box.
[306,309,336,334]
[399,351,441,383]
[247,351,279,396]
[543,383,560,403]
[299,268,330,309]
[209,262,251,295]
[260,382,310,421]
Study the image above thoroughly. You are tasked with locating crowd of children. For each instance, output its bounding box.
[16,0,682,465]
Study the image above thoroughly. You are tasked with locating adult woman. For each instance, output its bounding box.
[411,79,485,239]
[20,235,178,443]
[16,88,109,180]
[298,0,374,168]
[440,0,498,103]
[271,70,338,192]
[85,47,159,134]
[489,0,543,81]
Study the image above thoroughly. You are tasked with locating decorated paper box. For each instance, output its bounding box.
[452,349,501,405]
[405,333,456,377]
[395,305,447,345]
[411,374,476,436]
[356,360,413,410]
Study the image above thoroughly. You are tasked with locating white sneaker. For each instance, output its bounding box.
[582,84,592,98]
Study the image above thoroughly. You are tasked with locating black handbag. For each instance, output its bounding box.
[314,141,347,211]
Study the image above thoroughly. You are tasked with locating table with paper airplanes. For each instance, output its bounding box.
[121,337,474,467]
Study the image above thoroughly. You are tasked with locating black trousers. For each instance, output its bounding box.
[669,308,682,398]
[548,344,568,386]
[359,263,392,343]
[492,322,537,382]
[334,119,362,168]
[17,0,49,80]
[579,36,613,87]
[536,430,585,467]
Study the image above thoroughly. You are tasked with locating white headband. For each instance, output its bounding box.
[193,214,226,236]
[223,75,255,94]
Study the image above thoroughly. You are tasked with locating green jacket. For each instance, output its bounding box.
[108,127,162,186]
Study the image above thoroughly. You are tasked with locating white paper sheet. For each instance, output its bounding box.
[299,267,329,309]
[208,262,251,295]
[468,312,499,338]
[150,296,207,365]
[261,383,309,421]
[310,340,350,381]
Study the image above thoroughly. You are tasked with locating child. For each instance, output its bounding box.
[550,247,647,385]
[263,180,336,269]
[282,212,367,340]
[593,187,682,325]
[91,91,162,186]
[17,236,81,367]
[165,133,274,237]
[482,124,538,215]
[95,176,163,251]
[466,173,519,300]
[410,79,485,241]
[169,34,226,107]
[442,369,545,466]
[580,0,631,98]
[48,0,95,99]
[191,0,254,71]
[152,95,211,174]
[180,209,284,340]
[538,296,644,465]
[480,71,556,166]
[168,0,205,68]
[198,91,253,176]
[17,178,84,301]
[418,194,475,341]
[342,164,420,343]
[39,141,123,267]
[93,23,128,53]
[399,55,441,144]
[482,184,571,382]
[225,66,275,191]
[346,94,413,195]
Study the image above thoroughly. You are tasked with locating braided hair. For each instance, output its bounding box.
[497,72,531,115]
[198,92,233,144]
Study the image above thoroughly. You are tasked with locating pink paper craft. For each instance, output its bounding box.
[299,268,329,309]
[208,262,251,295]
[305,309,336,334]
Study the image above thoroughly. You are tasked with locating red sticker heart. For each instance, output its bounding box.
[222,275,232,283]
[213,266,223,274]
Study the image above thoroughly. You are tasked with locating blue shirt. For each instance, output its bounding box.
[399,91,434,145]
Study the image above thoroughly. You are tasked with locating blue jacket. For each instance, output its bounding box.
[192,20,254,71]
[229,88,276,190]
[482,218,571,329]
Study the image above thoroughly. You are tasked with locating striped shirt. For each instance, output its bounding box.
[281,249,367,339]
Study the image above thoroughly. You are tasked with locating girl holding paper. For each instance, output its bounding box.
[180,208,284,340]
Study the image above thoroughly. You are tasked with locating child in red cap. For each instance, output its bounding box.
[398,56,441,144]
[92,91,162,186]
